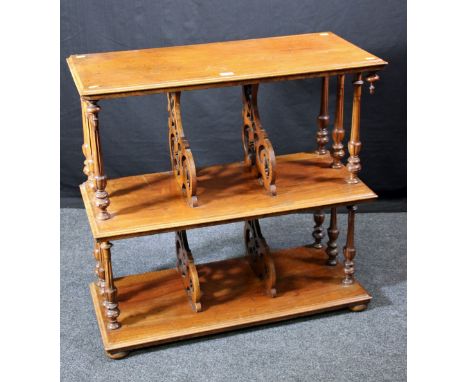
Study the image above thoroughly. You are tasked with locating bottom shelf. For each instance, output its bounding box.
[91,245,371,357]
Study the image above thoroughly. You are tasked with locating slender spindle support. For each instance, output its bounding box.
[331,75,345,168]
[326,207,339,265]
[101,241,120,330]
[312,210,325,249]
[343,205,357,285]
[346,74,363,184]
[81,100,95,190]
[93,242,106,294]
[315,76,330,155]
[86,100,111,220]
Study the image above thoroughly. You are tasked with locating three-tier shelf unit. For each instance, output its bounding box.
[67,32,387,359]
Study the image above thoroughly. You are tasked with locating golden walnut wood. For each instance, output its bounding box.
[331,74,346,169]
[316,77,330,154]
[346,74,364,184]
[101,241,120,330]
[67,32,387,99]
[343,205,358,285]
[86,101,111,220]
[175,230,202,312]
[80,100,95,190]
[312,210,325,249]
[90,246,371,358]
[326,207,340,266]
[244,219,277,297]
[93,242,106,294]
[66,32,387,358]
[80,152,377,241]
[241,84,277,195]
[167,92,198,207]
[365,73,380,95]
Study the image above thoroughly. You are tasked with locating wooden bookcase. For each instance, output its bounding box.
[67,32,387,359]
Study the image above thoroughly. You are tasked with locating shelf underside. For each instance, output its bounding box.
[91,245,371,354]
[81,152,377,240]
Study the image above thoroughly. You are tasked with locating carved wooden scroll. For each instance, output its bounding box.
[241,84,277,196]
[244,219,277,297]
[167,92,198,207]
[175,230,202,312]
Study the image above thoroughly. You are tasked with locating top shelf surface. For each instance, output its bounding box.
[67,32,387,99]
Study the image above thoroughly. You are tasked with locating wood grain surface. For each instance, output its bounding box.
[81,152,377,241]
[91,245,371,354]
[67,32,387,99]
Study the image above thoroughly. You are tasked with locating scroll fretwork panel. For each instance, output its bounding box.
[175,230,202,312]
[167,92,198,207]
[244,219,277,297]
[241,84,277,196]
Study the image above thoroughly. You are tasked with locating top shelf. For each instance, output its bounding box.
[67,32,387,99]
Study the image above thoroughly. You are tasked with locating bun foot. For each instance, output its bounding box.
[348,303,368,312]
[105,350,129,360]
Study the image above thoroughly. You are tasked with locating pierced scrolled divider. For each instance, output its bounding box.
[241,84,277,196]
[167,92,198,207]
[175,230,202,312]
[244,219,277,297]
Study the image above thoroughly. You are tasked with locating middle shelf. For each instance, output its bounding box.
[81,151,377,241]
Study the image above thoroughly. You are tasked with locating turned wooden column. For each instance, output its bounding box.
[343,205,357,285]
[346,74,363,184]
[93,242,106,294]
[101,241,120,330]
[86,100,111,220]
[326,207,339,265]
[312,210,325,249]
[331,75,345,168]
[315,76,330,154]
[80,100,95,190]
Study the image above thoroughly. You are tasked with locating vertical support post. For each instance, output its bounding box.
[315,76,329,155]
[346,74,363,184]
[93,242,106,294]
[312,210,325,249]
[80,99,95,190]
[331,75,345,168]
[343,205,357,285]
[101,241,120,330]
[86,100,111,220]
[326,207,339,265]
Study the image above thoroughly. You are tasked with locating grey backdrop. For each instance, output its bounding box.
[61,0,406,207]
